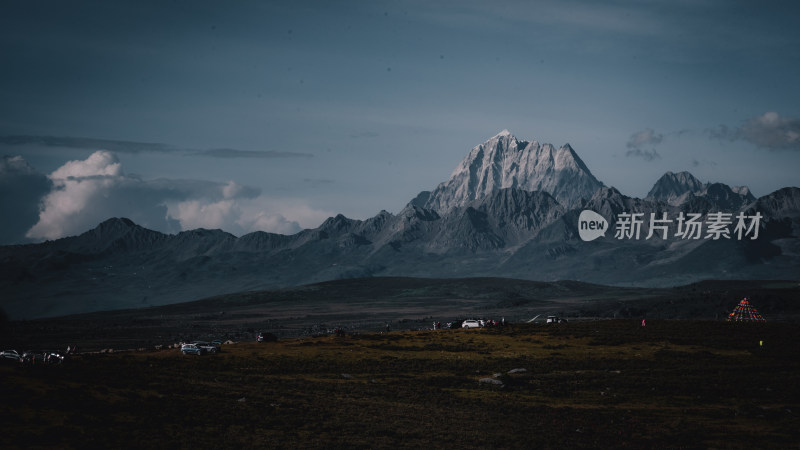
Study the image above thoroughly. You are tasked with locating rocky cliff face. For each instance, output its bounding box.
[413,130,604,212]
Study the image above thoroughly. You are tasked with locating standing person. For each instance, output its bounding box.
[641,319,646,327]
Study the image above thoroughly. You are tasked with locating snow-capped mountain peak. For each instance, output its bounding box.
[417,131,604,212]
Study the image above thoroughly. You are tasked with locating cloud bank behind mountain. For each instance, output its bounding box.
[1,151,334,244]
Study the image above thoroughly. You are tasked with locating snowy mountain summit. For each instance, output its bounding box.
[412,130,604,212]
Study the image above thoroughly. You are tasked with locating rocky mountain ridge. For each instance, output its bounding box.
[1,131,798,319]
[411,130,604,212]
[647,170,756,210]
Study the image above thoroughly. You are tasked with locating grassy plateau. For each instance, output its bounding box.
[1,319,799,449]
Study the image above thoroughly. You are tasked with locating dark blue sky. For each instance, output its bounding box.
[1,0,799,244]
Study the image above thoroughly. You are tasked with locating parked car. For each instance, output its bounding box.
[192,341,218,354]
[0,350,21,363]
[180,344,205,355]
[462,320,482,329]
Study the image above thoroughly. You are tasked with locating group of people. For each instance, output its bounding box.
[482,318,506,327]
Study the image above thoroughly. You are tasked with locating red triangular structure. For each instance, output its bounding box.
[727,297,765,322]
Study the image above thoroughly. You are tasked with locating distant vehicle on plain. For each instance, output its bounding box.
[462,320,482,329]
[44,351,65,364]
[192,341,218,354]
[180,344,204,355]
[546,316,567,324]
[0,350,21,363]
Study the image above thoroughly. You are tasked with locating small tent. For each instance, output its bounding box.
[727,297,765,322]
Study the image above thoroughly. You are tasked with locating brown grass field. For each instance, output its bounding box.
[1,319,799,449]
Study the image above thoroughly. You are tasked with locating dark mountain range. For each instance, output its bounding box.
[1,131,798,319]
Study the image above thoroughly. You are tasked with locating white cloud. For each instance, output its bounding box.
[23,150,330,241]
[265,202,334,230]
[625,148,661,161]
[739,112,800,150]
[168,199,240,231]
[246,211,303,235]
[165,196,333,236]
[51,150,124,178]
[26,151,134,240]
[627,128,664,149]
[625,128,664,161]
[707,112,800,151]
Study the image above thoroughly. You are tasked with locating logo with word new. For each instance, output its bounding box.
[577,209,763,242]
[578,210,608,241]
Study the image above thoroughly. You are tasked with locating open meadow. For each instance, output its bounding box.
[2,319,799,449]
